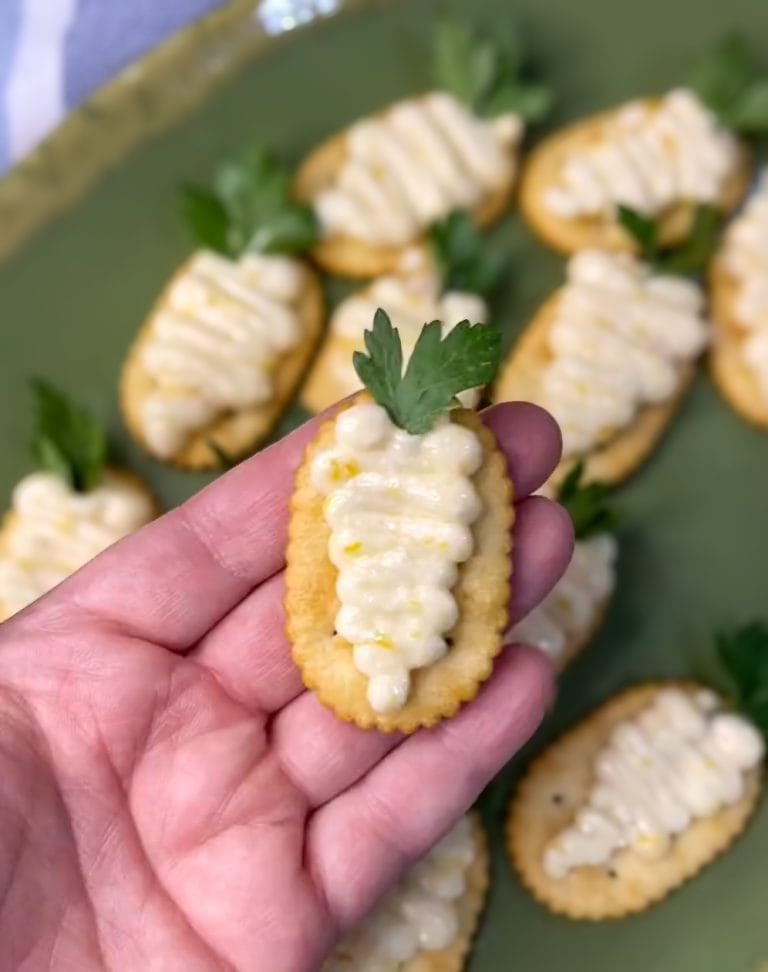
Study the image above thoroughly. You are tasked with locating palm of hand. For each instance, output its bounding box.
[0,404,570,972]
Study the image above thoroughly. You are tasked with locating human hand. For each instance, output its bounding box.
[0,403,572,972]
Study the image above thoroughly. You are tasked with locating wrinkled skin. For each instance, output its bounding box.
[0,403,572,972]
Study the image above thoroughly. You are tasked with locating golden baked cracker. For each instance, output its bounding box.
[519,102,751,255]
[120,258,325,471]
[285,400,514,733]
[709,255,768,429]
[300,330,360,415]
[293,120,515,279]
[402,814,489,972]
[507,683,763,920]
[493,291,696,488]
[0,468,158,623]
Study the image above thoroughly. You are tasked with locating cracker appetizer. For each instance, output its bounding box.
[323,814,488,972]
[0,382,155,622]
[519,34,768,254]
[301,211,500,413]
[121,145,324,470]
[494,208,718,485]
[508,623,768,919]
[710,169,768,427]
[294,20,552,278]
[510,463,617,671]
[286,312,511,732]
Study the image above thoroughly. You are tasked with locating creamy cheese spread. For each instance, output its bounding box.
[544,688,764,879]
[329,248,487,405]
[315,92,522,246]
[310,402,483,713]
[544,88,739,219]
[323,815,475,971]
[536,249,709,456]
[719,170,768,398]
[510,533,617,664]
[0,471,154,617]
[139,249,305,458]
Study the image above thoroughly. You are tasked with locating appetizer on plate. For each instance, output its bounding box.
[494,208,717,485]
[323,814,488,972]
[509,463,617,671]
[121,145,324,470]
[286,313,511,732]
[519,35,768,254]
[294,20,551,278]
[0,382,155,622]
[507,623,768,919]
[710,169,768,428]
[301,211,500,413]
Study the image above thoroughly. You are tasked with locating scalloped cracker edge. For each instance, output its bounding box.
[519,101,751,255]
[120,255,325,471]
[709,249,768,429]
[293,107,516,279]
[507,682,763,920]
[493,290,696,488]
[285,400,513,733]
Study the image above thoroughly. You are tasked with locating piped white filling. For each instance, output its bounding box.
[316,92,522,246]
[544,688,764,879]
[139,250,305,458]
[535,249,709,456]
[310,402,483,714]
[0,471,154,617]
[544,89,739,219]
[323,815,475,971]
[510,533,617,664]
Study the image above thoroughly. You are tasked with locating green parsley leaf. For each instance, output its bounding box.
[353,309,502,434]
[556,460,618,540]
[617,205,658,263]
[434,19,553,122]
[179,186,230,254]
[30,380,107,493]
[428,211,503,298]
[617,204,722,276]
[181,144,318,257]
[717,622,768,737]
[688,33,768,135]
[659,205,721,276]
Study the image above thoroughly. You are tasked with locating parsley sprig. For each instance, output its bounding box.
[617,204,722,276]
[434,19,553,122]
[428,211,503,298]
[688,33,768,136]
[556,461,617,540]
[181,144,317,257]
[353,309,502,434]
[717,622,768,736]
[30,380,107,493]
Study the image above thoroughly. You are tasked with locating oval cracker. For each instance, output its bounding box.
[121,257,325,470]
[285,402,514,733]
[493,291,696,487]
[507,682,763,920]
[293,115,516,279]
[519,101,751,255]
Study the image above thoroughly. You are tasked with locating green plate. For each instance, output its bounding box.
[1,1,768,969]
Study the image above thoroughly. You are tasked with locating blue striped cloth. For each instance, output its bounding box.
[0,0,340,174]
